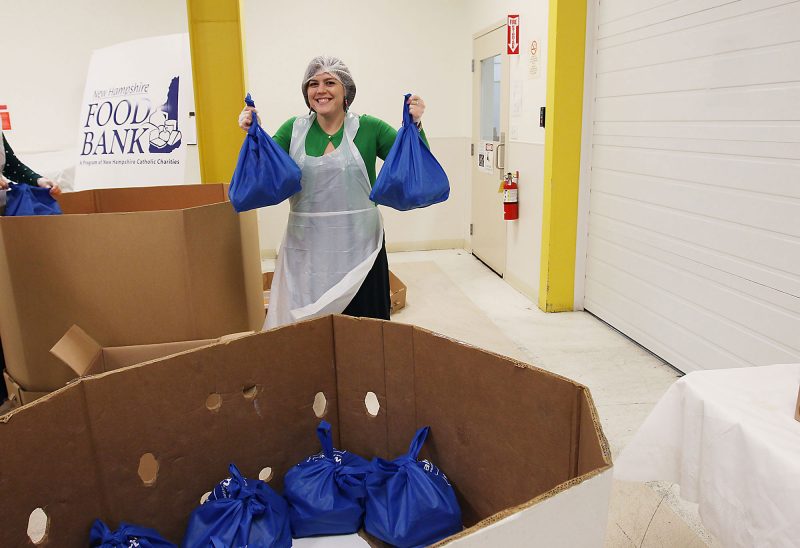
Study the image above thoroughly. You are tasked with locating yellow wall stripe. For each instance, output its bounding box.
[539,0,588,312]
[186,0,247,183]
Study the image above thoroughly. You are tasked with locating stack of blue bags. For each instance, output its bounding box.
[91,421,462,548]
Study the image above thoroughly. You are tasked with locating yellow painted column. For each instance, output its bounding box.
[186,0,247,183]
[538,0,588,312]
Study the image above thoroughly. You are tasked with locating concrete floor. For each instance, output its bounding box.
[383,249,721,547]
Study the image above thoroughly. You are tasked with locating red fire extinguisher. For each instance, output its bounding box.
[503,171,519,221]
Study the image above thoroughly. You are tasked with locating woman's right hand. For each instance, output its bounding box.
[238,107,260,130]
[0,174,9,190]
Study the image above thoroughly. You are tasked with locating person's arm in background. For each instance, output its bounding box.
[1,137,61,195]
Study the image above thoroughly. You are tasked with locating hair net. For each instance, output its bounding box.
[302,56,356,111]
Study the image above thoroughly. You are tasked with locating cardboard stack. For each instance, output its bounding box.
[0,315,613,546]
[0,184,264,403]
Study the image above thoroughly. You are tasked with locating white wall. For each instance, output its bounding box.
[0,0,199,186]
[467,1,549,300]
[242,0,472,257]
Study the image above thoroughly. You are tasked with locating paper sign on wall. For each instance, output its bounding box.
[529,40,540,79]
[477,141,494,174]
[74,34,195,190]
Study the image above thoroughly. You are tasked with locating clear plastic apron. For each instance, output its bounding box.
[264,112,384,329]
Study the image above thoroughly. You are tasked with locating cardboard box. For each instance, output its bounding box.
[795,386,800,422]
[2,326,253,407]
[389,271,407,314]
[0,315,612,546]
[263,271,274,313]
[0,184,264,393]
[3,370,48,406]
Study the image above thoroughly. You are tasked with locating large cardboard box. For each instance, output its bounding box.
[0,184,263,393]
[0,315,613,546]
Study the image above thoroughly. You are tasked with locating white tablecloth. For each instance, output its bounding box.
[615,364,800,548]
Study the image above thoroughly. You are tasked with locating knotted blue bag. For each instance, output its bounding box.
[365,426,462,548]
[283,420,371,537]
[89,519,176,547]
[5,182,62,216]
[228,93,302,212]
[368,94,450,211]
[182,463,291,548]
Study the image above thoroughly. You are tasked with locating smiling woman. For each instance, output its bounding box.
[238,55,429,330]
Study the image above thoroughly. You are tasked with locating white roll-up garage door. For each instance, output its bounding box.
[584,0,800,372]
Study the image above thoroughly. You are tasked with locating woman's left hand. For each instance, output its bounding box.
[407,95,425,124]
[37,177,61,196]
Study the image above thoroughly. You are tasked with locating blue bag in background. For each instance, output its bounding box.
[283,420,371,537]
[89,519,176,547]
[228,93,302,213]
[365,426,462,548]
[369,93,450,211]
[5,182,62,216]
[182,463,291,548]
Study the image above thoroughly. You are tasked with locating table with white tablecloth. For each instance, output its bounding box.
[614,363,800,548]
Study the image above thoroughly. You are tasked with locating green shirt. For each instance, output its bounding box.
[272,114,428,186]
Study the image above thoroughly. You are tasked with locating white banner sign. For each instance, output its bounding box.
[75,34,194,189]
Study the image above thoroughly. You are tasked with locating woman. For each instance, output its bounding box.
[0,130,61,217]
[239,56,427,330]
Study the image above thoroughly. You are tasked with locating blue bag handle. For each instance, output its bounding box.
[316,420,335,460]
[89,519,173,547]
[402,93,414,128]
[244,93,259,133]
[406,426,430,460]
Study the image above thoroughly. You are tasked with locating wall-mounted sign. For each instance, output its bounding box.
[507,15,520,55]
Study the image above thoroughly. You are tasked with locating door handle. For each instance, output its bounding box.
[494,143,505,170]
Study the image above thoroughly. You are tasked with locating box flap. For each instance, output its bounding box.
[795,386,799,422]
[49,325,103,377]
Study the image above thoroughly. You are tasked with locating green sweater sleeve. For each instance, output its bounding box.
[2,136,41,186]
[272,117,296,153]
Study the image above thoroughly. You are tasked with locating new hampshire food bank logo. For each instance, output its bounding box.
[81,77,183,156]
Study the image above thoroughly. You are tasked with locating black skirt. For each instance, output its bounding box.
[342,237,390,320]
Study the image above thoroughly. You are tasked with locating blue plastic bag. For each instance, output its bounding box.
[228,93,302,212]
[283,420,371,537]
[368,93,450,211]
[4,182,62,216]
[182,463,291,548]
[365,426,462,548]
[89,519,176,547]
